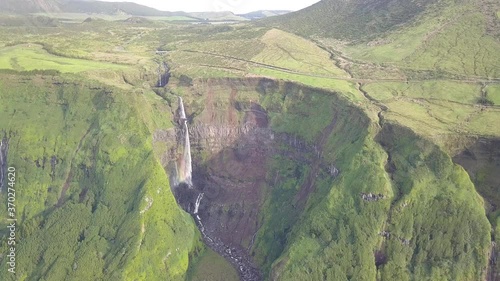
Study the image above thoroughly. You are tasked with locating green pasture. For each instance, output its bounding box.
[0,44,129,73]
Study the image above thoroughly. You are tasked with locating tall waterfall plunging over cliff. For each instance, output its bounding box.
[177,97,193,187]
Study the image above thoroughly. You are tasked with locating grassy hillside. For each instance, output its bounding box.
[376,124,490,281]
[263,0,438,41]
[342,3,500,78]
[0,0,192,18]
[267,122,490,280]
[251,84,380,278]
[0,44,128,73]
[289,0,500,142]
[0,74,200,280]
[243,83,491,280]
[187,248,239,281]
[0,0,61,14]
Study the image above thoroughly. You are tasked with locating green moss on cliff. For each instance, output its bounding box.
[262,121,490,281]
[377,124,490,281]
[0,74,198,280]
[253,83,388,279]
[247,81,490,280]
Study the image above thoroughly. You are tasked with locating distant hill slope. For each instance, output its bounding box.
[187,11,247,21]
[60,0,190,17]
[0,0,62,13]
[238,10,291,20]
[0,0,191,17]
[265,0,500,42]
[263,0,441,41]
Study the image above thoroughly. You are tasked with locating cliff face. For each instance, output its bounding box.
[453,138,500,281]
[169,78,367,278]
[1,71,495,281]
[190,107,271,246]
[168,77,493,281]
[0,75,199,281]
[454,138,500,213]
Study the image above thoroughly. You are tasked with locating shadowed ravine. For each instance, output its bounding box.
[165,79,351,281]
[174,97,262,281]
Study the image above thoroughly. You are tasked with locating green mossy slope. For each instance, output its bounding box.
[377,124,490,281]
[263,0,437,41]
[0,74,198,280]
[252,84,381,278]
[250,83,491,280]
[262,120,491,281]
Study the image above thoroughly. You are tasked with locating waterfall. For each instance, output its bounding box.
[183,125,192,186]
[172,99,262,280]
[194,193,204,214]
[158,64,162,87]
[157,62,170,87]
[179,96,187,119]
[178,97,192,187]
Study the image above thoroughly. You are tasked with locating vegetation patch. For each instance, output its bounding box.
[0,44,129,73]
[0,74,199,280]
[186,248,240,281]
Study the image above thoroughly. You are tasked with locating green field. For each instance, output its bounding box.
[252,29,349,77]
[487,84,500,105]
[363,81,482,104]
[0,44,129,73]
[250,67,363,102]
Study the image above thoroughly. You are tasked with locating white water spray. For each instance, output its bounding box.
[178,97,192,187]
[183,125,192,186]
[179,96,187,119]
[194,193,204,214]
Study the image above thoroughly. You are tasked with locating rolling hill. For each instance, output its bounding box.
[0,0,191,17]
[0,0,62,13]
[60,0,190,17]
[264,0,500,42]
